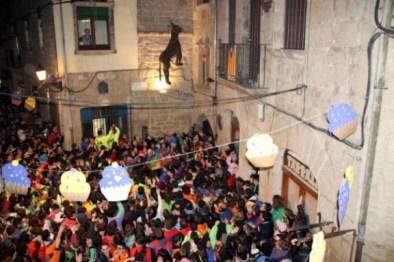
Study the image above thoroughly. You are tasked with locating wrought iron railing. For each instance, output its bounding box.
[219,43,267,89]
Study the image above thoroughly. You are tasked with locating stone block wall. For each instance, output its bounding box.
[137,0,193,33]
[63,69,194,143]
[194,0,394,261]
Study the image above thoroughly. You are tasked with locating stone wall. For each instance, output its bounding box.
[137,0,193,33]
[194,0,394,261]
[0,0,58,121]
[55,0,195,144]
[63,68,194,143]
[364,27,394,262]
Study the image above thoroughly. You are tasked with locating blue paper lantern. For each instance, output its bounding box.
[2,160,31,195]
[338,179,350,225]
[327,103,358,140]
[100,162,133,201]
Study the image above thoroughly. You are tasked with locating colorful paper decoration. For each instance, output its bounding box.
[310,231,326,262]
[25,97,36,111]
[338,179,350,225]
[11,94,22,106]
[59,168,91,202]
[245,133,278,168]
[100,162,132,202]
[345,166,354,187]
[327,103,358,140]
[227,47,237,80]
[2,160,31,195]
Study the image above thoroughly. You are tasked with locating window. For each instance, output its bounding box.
[24,20,32,50]
[142,126,148,140]
[249,0,261,82]
[37,18,44,49]
[81,105,128,138]
[197,0,210,5]
[228,0,236,44]
[284,0,307,50]
[9,25,22,68]
[76,6,111,50]
[93,118,107,137]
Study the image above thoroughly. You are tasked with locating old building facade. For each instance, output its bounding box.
[0,0,196,148]
[1,0,394,261]
[192,0,394,261]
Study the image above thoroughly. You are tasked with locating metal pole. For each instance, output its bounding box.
[213,0,219,139]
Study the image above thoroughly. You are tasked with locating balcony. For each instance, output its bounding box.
[219,43,267,89]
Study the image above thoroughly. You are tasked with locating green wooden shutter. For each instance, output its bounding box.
[77,7,109,20]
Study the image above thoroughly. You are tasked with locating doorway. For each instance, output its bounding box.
[80,104,128,138]
[281,149,318,223]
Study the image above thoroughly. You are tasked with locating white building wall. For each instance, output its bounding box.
[53,0,138,74]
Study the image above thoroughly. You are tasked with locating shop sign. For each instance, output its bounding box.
[284,150,318,191]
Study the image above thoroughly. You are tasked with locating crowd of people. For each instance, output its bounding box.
[0,99,313,262]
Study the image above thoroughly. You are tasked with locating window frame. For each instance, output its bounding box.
[73,1,116,54]
[196,0,210,5]
[284,0,308,50]
[23,19,32,51]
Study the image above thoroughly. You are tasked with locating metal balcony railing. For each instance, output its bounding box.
[219,43,267,89]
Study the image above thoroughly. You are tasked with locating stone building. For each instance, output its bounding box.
[1,0,394,261]
[192,0,394,261]
[0,0,195,147]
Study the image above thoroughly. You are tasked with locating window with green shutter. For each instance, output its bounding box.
[76,6,111,50]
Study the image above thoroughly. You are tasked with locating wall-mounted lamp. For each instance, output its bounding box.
[35,65,63,91]
[35,64,47,81]
[156,79,168,93]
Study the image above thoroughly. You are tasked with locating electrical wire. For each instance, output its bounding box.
[22,111,324,174]
[375,0,394,35]
[0,85,305,110]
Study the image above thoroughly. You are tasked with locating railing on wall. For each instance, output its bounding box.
[219,43,268,89]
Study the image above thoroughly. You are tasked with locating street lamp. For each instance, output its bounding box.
[36,64,47,81]
[35,65,63,91]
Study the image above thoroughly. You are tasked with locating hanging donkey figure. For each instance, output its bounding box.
[159,22,183,85]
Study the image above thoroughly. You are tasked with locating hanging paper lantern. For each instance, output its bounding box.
[25,96,36,111]
[338,179,350,225]
[327,103,358,140]
[100,162,132,202]
[310,231,326,262]
[245,133,278,168]
[345,166,354,187]
[59,168,91,202]
[2,160,31,195]
[11,94,22,106]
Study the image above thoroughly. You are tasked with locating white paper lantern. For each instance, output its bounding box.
[59,168,91,202]
[310,231,326,262]
[245,133,278,168]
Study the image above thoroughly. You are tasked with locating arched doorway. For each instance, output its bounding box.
[196,114,214,138]
[281,149,319,223]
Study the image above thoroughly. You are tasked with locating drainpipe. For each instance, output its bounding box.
[355,0,392,261]
[213,0,219,139]
[59,1,74,148]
